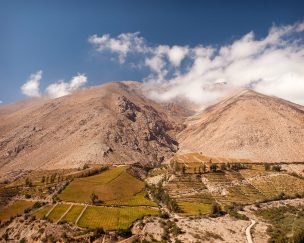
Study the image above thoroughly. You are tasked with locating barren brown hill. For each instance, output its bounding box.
[1,83,304,178]
[178,89,304,162]
[0,81,183,178]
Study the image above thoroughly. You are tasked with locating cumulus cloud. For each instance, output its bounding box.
[89,21,304,105]
[21,72,87,99]
[21,70,42,97]
[46,74,87,98]
[88,32,147,63]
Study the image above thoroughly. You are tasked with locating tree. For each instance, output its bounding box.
[182,165,186,174]
[25,177,32,187]
[264,163,270,171]
[202,164,207,173]
[210,202,222,216]
[91,193,98,205]
[220,164,227,171]
[272,164,282,172]
[173,161,181,174]
[50,174,56,183]
[210,164,218,172]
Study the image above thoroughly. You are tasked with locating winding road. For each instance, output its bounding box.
[245,219,256,243]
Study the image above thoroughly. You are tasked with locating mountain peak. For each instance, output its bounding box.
[178,89,304,162]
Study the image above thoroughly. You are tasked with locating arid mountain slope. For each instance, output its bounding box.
[178,89,304,162]
[0,81,183,176]
[1,84,304,177]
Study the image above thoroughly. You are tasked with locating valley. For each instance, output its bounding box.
[1,159,303,242]
[0,82,304,242]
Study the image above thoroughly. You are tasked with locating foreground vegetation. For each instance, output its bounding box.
[256,205,304,243]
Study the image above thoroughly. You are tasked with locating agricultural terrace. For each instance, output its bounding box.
[0,200,35,222]
[163,164,304,213]
[58,166,156,206]
[34,203,159,230]
[2,167,100,201]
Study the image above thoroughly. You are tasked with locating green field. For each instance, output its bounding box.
[47,203,70,222]
[33,205,52,219]
[78,206,159,230]
[178,201,211,216]
[58,167,151,206]
[62,205,84,223]
[0,200,35,222]
[105,192,157,206]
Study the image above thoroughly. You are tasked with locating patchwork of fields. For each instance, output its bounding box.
[34,203,159,230]
[164,166,304,215]
[30,166,159,230]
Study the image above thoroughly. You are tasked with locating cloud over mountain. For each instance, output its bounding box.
[46,74,87,98]
[21,72,87,99]
[21,70,42,98]
[89,21,304,105]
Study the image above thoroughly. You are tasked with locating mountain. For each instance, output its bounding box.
[0,81,183,178]
[178,89,304,162]
[1,83,304,179]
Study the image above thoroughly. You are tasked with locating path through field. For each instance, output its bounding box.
[245,219,256,243]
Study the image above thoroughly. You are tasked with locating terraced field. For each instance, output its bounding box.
[62,205,85,223]
[178,201,211,216]
[47,203,70,222]
[164,168,304,210]
[30,167,159,230]
[58,166,149,205]
[78,206,158,230]
[0,200,35,222]
[105,192,156,207]
[33,205,52,219]
[33,203,159,230]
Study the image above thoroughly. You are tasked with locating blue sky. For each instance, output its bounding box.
[0,0,304,104]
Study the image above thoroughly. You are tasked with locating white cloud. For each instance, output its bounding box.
[167,45,188,66]
[21,70,42,97]
[46,74,87,98]
[20,72,87,99]
[0,100,3,104]
[90,21,304,105]
[88,32,147,63]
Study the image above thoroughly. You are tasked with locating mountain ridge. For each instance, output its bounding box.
[1,82,304,179]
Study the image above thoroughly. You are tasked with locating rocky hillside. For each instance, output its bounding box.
[178,89,304,162]
[0,81,182,177]
[1,83,304,178]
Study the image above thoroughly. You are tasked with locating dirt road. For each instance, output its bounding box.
[245,219,256,243]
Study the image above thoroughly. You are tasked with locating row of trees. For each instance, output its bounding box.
[171,161,247,174]
[41,174,64,184]
[264,164,282,171]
